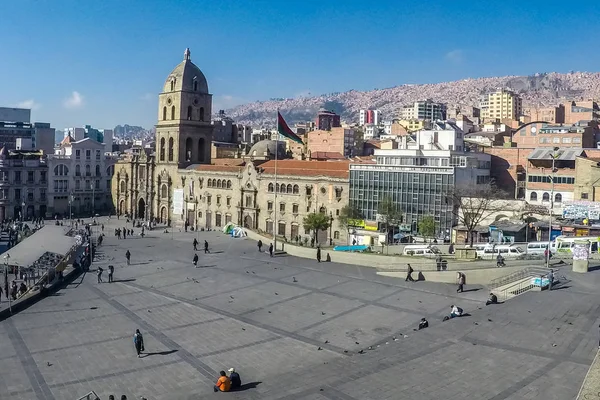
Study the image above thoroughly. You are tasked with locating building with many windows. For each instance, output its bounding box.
[0,147,48,221]
[479,89,522,122]
[112,49,355,245]
[350,127,491,240]
[400,100,446,121]
[47,136,117,217]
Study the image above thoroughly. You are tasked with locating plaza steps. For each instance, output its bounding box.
[494,277,541,301]
[490,267,548,301]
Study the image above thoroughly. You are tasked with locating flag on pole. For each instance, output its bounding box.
[277,111,303,143]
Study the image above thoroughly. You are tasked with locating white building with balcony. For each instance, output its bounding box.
[47,136,117,217]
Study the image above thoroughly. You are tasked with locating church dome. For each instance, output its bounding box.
[249,140,287,159]
[163,48,209,94]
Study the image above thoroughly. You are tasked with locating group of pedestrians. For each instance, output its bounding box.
[191,239,210,267]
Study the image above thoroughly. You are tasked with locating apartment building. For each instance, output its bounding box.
[0,148,48,220]
[400,100,446,121]
[480,89,522,121]
[47,136,117,217]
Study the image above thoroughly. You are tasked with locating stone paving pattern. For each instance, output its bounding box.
[0,219,598,400]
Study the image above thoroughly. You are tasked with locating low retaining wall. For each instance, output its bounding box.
[243,230,534,275]
[378,266,527,285]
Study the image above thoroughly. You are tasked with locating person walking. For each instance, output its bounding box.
[269,243,274,257]
[204,240,210,254]
[193,238,198,251]
[405,264,415,282]
[193,253,199,267]
[547,269,554,291]
[123,228,127,239]
[108,265,114,283]
[133,329,144,358]
[125,250,131,265]
[97,267,104,283]
[257,240,263,252]
[316,245,321,263]
[456,272,465,293]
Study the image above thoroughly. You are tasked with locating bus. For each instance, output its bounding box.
[551,236,600,254]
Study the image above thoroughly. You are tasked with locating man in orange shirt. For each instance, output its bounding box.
[213,370,231,393]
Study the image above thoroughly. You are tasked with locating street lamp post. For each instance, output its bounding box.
[329,211,333,246]
[546,147,560,269]
[4,254,11,314]
[91,183,95,218]
[69,193,74,227]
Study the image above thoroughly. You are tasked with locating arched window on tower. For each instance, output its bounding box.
[194,81,198,91]
[162,106,167,120]
[168,137,174,162]
[185,137,192,162]
[160,138,165,161]
[198,138,205,162]
[170,80,174,91]
[171,106,176,120]
[161,184,167,199]
[187,106,192,120]
[200,107,205,122]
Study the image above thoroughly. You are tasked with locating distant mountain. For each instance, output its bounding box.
[225,72,600,127]
[113,124,148,137]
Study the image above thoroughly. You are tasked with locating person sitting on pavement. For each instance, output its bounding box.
[450,305,463,318]
[496,254,505,267]
[418,318,429,330]
[486,293,498,306]
[214,370,231,392]
[228,367,241,390]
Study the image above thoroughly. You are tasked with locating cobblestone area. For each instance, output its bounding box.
[0,219,598,400]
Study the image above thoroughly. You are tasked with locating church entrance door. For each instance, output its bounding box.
[138,198,146,220]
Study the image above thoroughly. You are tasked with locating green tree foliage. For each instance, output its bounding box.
[303,212,331,243]
[418,215,436,238]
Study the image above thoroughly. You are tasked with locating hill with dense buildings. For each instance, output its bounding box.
[226,72,600,127]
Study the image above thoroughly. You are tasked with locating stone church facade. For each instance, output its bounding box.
[112,49,351,244]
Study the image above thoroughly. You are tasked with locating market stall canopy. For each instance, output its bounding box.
[3,225,76,267]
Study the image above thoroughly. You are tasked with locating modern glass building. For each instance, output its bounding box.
[350,149,491,239]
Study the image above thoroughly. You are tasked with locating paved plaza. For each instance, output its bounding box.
[0,219,599,400]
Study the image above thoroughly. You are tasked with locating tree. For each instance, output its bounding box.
[377,196,402,244]
[418,215,436,239]
[303,212,331,246]
[338,204,363,243]
[449,183,508,246]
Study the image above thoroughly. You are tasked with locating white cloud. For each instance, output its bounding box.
[63,91,84,109]
[15,99,41,110]
[445,49,463,64]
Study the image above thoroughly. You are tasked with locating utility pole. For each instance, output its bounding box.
[546,147,560,268]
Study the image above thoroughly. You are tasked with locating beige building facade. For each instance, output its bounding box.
[112,49,350,245]
[480,89,523,121]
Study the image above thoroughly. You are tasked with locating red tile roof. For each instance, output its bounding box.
[60,135,74,146]
[259,160,351,178]
[310,151,345,160]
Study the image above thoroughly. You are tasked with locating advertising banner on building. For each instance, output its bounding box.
[562,201,600,220]
[172,189,184,215]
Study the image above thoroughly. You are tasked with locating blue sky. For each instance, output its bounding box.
[1,0,599,130]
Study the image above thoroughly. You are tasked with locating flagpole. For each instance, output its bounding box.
[273,110,279,253]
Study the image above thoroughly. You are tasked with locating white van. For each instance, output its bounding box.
[481,245,524,259]
[526,242,549,255]
[403,245,441,257]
